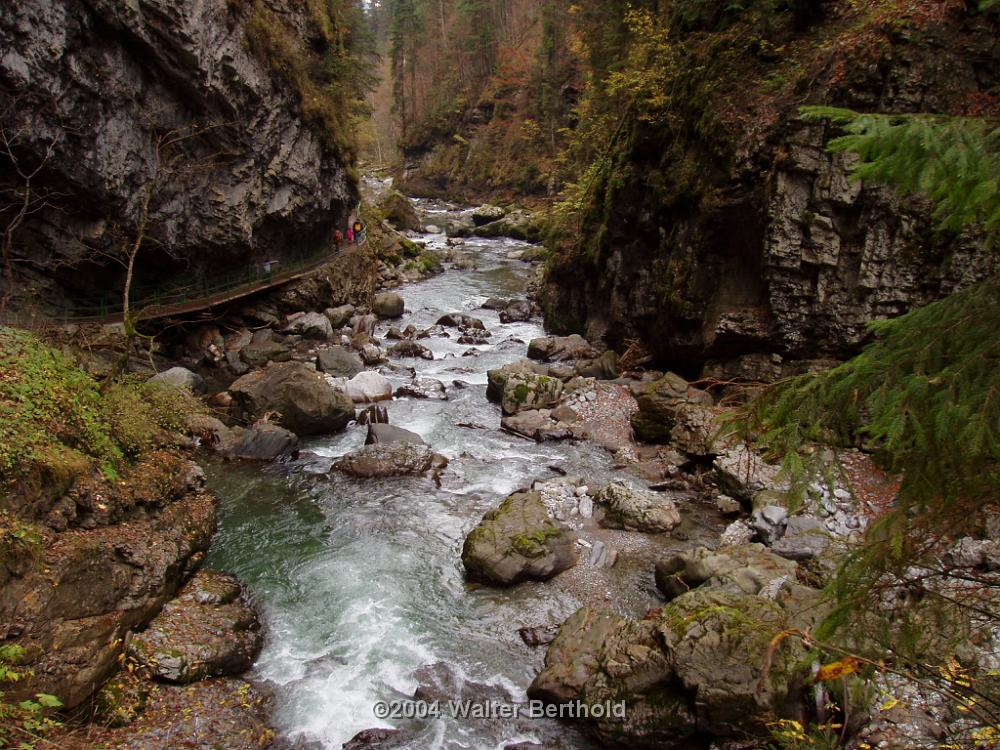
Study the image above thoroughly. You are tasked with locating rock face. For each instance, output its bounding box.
[529,545,826,747]
[129,571,262,684]
[0,0,354,311]
[229,362,354,436]
[540,10,1000,377]
[0,454,217,708]
[462,491,578,585]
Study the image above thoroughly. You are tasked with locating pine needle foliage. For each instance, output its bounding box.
[800,107,1000,240]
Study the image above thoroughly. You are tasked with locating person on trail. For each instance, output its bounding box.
[333,228,343,250]
[353,220,364,244]
[346,226,355,245]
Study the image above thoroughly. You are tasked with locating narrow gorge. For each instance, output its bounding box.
[1,2,998,750]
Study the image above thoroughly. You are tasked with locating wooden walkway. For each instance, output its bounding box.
[66,243,361,324]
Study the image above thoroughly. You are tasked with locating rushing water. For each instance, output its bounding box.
[205,201,675,750]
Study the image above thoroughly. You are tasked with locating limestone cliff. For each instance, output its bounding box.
[541,2,1000,378]
[0,0,355,313]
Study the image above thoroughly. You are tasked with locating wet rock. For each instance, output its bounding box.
[354,313,378,337]
[324,304,355,329]
[129,571,261,684]
[360,343,387,366]
[457,330,491,345]
[501,410,573,442]
[357,404,389,425]
[486,361,564,416]
[230,361,354,436]
[345,371,393,403]
[630,372,714,444]
[332,443,436,478]
[472,204,506,226]
[519,625,561,647]
[389,340,434,360]
[365,423,426,446]
[436,312,486,330]
[373,292,405,319]
[481,297,510,310]
[462,491,578,586]
[285,311,333,340]
[225,423,299,461]
[343,728,408,750]
[378,190,423,232]
[593,481,681,533]
[316,346,364,378]
[527,334,596,363]
[385,325,405,340]
[499,299,533,323]
[149,366,205,393]
[395,376,447,400]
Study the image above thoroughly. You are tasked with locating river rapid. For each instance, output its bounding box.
[204,200,708,750]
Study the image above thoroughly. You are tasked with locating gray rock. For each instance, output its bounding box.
[324,304,355,329]
[316,346,364,378]
[378,190,422,232]
[501,411,573,442]
[752,504,789,545]
[462,491,577,586]
[373,292,405,319]
[241,339,291,368]
[365,423,426,446]
[225,423,299,461]
[593,481,681,533]
[150,366,204,393]
[395,376,447,400]
[471,204,506,226]
[587,540,618,569]
[772,516,831,561]
[630,372,714,444]
[719,519,755,547]
[353,314,378,337]
[229,362,354,436]
[285,312,333,340]
[332,443,436,478]
[716,494,742,515]
[714,446,784,502]
[499,299,533,323]
[345,371,393,403]
[527,335,596,363]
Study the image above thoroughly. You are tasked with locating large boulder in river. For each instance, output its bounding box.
[593,482,681,533]
[437,312,485,330]
[462,491,577,586]
[345,371,393,403]
[630,372,714,443]
[332,443,437,478]
[373,292,405,318]
[225,423,299,461]
[499,299,534,323]
[316,346,364,378]
[471,204,506,226]
[378,190,423,232]
[366,423,426,446]
[528,581,820,748]
[389,340,434,360]
[129,571,262,684]
[486,360,563,416]
[527,335,596,363]
[229,362,354,436]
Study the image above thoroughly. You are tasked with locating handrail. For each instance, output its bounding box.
[62,235,367,324]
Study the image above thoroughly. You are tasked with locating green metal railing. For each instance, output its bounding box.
[63,233,367,323]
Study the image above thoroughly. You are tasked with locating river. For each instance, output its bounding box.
[204,201,695,750]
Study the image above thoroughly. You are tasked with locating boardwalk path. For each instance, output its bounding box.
[65,242,362,324]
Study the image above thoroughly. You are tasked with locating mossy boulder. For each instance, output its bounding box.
[529,580,822,747]
[129,570,262,685]
[378,190,422,232]
[462,491,577,585]
[630,372,714,444]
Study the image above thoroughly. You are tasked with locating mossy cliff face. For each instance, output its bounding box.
[0,0,356,313]
[0,329,216,709]
[541,1,1000,378]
